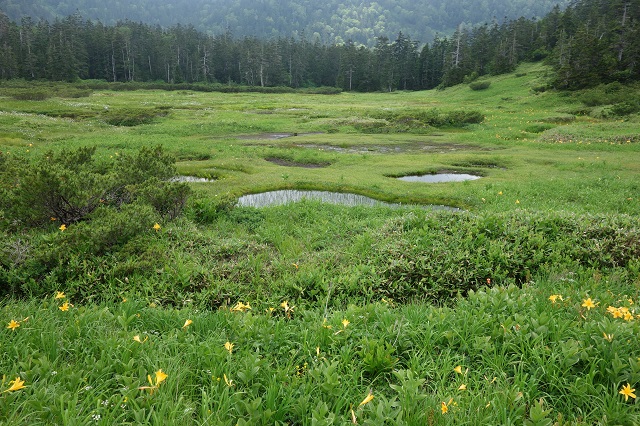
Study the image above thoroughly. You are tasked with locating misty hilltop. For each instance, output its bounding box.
[0,0,568,45]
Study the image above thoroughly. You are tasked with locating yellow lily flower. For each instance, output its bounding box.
[358,392,374,407]
[620,383,637,402]
[3,377,26,392]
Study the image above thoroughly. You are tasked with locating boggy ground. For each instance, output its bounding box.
[1,62,640,424]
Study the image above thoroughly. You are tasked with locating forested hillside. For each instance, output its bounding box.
[0,0,568,45]
[0,0,637,91]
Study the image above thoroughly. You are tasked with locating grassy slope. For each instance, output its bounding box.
[1,63,640,424]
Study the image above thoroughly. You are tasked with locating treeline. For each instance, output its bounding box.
[0,0,638,91]
[0,0,568,47]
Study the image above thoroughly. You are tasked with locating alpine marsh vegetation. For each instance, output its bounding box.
[1,63,640,423]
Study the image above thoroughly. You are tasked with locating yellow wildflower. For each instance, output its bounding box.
[624,311,634,322]
[59,224,67,231]
[182,319,193,329]
[139,369,168,394]
[619,383,636,402]
[223,373,234,387]
[603,332,614,342]
[281,300,294,318]
[454,365,463,375]
[441,401,449,414]
[548,294,563,304]
[358,392,374,407]
[224,341,234,353]
[153,223,161,232]
[133,335,148,343]
[59,302,72,311]
[3,377,26,393]
[7,320,20,331]
[608,306,622,318]
[55,291,66,299]
[582,298,596,310]
[342,319,350,329]
[458,384,467,391]
[154,370,168,386]
[230,301,251,312]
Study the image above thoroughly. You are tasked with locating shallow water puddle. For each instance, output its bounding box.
[171,175,216,182]
[237,190,458,210]
[397,173,480,183]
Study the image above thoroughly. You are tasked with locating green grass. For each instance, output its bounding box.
[1,62,640,423]
[2,274,639,424]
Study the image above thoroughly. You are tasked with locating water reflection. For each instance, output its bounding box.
[398,173,480,183]
[171,175,216,183]
[237,190,458,210]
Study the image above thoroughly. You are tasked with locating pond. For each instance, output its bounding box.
[171,175,216,183]
[397,173,481,183]
[236,190,458,210]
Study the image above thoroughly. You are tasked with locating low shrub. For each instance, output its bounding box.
[366,108,484,131]
[102,107,170,126]
[541,115,576,123]
[6,89,51,101]
[0,145,190,228]
[469,81,491,91]
[610,101,640,116]
[525,123,555,133]
[361,211,640,303]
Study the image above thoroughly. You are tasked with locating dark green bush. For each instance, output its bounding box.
[367,108,484,130]
[0,145,190,228]
[360,211,640,303]
[102,107,169,126]
[525,123,555,133]
[610,101,640,116]
[463,72,479,84]
[7,89,51,101]
[469,81,491,91]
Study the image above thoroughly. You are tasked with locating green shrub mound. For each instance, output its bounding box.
[363,211,639,302]
[2,201,637,306]
[363,108,485,132]
[102,107,170,126]
[0,145,190,227]
[0,146,191,297]
[469,80,491,90]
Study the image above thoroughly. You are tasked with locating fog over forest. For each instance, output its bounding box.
[0,0,569,45]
